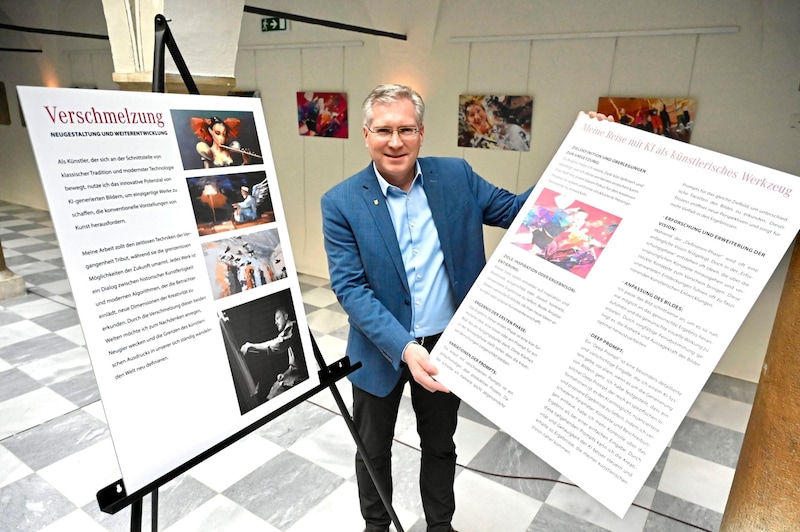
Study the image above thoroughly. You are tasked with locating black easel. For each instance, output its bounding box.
[151,14,197,95]
[97,14,404,532]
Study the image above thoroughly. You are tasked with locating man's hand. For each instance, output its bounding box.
[403,342,450,393]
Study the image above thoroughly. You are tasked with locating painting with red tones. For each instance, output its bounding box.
[597,97,698,144]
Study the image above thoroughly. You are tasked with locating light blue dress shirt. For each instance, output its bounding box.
[374,163,457,338]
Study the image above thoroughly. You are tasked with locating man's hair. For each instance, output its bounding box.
[362,84,425,128]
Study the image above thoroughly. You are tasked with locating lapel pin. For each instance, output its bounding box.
[374,199,379,206]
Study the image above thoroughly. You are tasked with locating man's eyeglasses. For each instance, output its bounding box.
[366,125,420,139]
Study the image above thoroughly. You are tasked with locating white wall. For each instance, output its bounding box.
[0,0,113,208]
[1,0,798,383]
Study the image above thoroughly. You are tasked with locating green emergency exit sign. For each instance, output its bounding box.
[261,17,287,32]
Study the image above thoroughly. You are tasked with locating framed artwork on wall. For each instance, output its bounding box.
[597,97,698,144]
[296,91,348,138]
[458,94,533,151]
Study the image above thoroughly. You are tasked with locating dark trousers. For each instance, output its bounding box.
[353,360,460,532]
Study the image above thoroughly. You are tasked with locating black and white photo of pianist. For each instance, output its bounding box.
[219,289,310,413]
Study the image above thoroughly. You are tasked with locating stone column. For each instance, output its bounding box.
[720,239,800,530]
[100,0,244,94]
[0,242,26,301]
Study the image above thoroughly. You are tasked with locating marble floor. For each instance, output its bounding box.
[0,199,755,531]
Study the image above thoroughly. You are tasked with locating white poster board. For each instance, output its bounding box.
[432,113,800,517]
[18,86,320,495]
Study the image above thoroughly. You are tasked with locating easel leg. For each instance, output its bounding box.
[309,333,404,532]
[151,489,159,531]
[327,380,405,532]
[128,489,158,532]
[130,498,142,532]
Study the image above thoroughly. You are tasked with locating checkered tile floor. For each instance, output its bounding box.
[0,199,753,531]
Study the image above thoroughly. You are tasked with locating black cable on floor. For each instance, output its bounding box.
[307,398,713,532]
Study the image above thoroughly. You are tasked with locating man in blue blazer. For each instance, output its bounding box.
[321,83,532,532]
[322,84,607,531]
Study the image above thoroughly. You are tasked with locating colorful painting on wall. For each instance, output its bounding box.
[597,97,698,144]
[296,91,348,138]
[458,94,533,151]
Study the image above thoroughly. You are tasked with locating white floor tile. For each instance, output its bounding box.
[1,236,45,248]
[453,415,499,465]
[54,324,87,346]
[289,417,357,479]
[39,509,108,532]
[37,439,121,507]
[686,391,752,433]
[314,333,347,366]
[20,227,56,238]
[301,286,339,308]
[50,295,75,308]
[0,219,35,229]
[452,470,542,531]
[27,248,63,261]
[16,261,60,276]
[0,444,34,488]
[305,308,349,334]
[188,433,283,492]
[163,494,281,532]
[19,347,92,386]
[81,401,108,424]
[658,449,735,513]
[3,297,67,319]
[37,279,73,295]
[0,320,52,349]
[297,274,329,287]
[0,388,77,439]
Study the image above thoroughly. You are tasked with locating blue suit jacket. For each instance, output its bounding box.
[321,157,532,397]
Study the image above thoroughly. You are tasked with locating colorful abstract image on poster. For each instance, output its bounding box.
[597,97,697,144]
[296,91,348,138]
[458,94,532,151]
[511,188,621,278]
[201,228,286,300]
